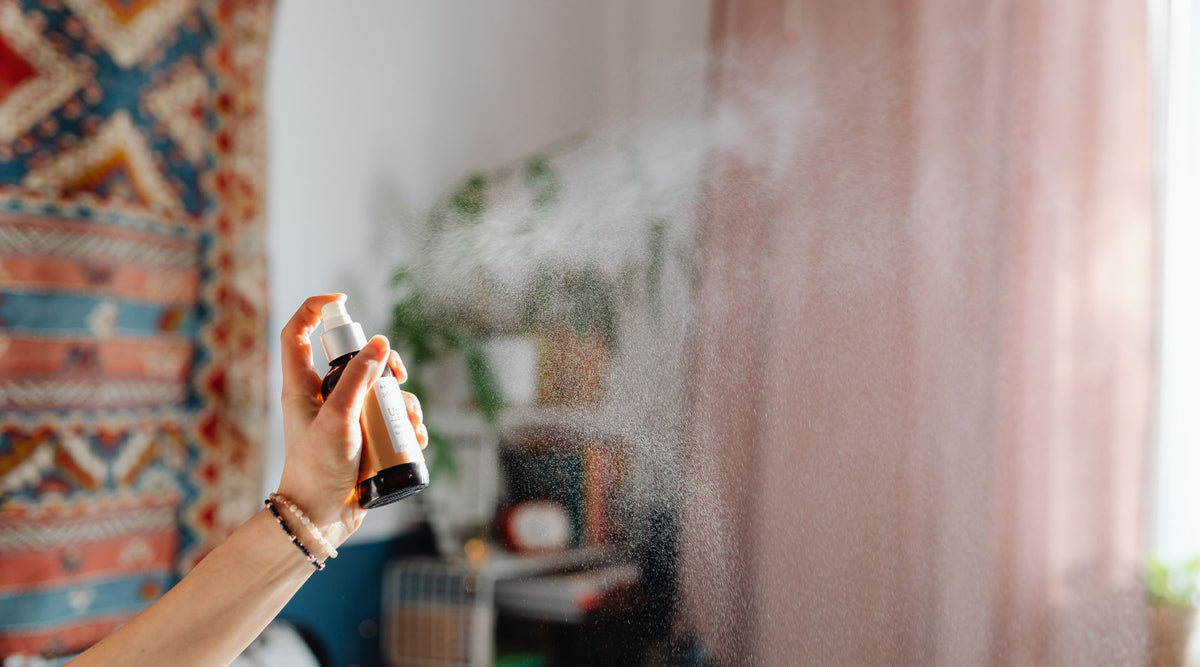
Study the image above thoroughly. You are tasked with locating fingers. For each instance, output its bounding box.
[281,293,346,398]
[401,390,422,421]
[320,335,389,421]
[387,350,408,384]
[402,390,427,449]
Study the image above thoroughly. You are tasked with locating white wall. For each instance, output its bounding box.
[264,0,712,542]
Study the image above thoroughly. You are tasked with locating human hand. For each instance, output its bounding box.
[274,294,427,551]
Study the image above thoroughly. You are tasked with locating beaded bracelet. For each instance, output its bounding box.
[270,492,338,560]
[265,498,325,571]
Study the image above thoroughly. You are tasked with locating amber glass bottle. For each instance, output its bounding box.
[319,300,429,507]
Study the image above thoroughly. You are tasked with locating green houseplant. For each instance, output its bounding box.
[390,134,681,433]
[1146,556,1199,667]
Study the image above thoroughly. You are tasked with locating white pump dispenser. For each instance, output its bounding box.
[319,300,367,362]
[321,300,354,329]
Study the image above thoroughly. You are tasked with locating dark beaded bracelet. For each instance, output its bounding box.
[265,498,325,571]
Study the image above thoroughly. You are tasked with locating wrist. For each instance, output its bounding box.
[272,483,364,549]
[264,499,327,571]
[269,493,352,563]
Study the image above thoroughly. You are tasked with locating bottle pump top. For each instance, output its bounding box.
[320,300,367,363]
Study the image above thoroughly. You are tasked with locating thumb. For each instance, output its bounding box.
[321,335,390,420]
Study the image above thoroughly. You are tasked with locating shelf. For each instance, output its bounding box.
[479,545,617,581]
[493,561,641,623]
[426,405,624,442]
[500,405,626,443]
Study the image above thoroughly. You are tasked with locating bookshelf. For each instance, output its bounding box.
[391,403,633,666]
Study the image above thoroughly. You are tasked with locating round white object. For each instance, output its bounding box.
[507,500,571,553]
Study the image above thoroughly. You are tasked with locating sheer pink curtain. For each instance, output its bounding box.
[683,1,1153,665]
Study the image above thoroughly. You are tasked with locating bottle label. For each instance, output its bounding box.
[373,376,421,456]
[359,375,423,483]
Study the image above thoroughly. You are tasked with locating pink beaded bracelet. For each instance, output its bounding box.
[265,498,324,571]
[270,492,338,560]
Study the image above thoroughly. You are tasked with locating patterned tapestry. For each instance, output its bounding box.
[0,0,272,658]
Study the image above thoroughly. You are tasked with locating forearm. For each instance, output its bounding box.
[71,508,315,667]
[68,298,417,665]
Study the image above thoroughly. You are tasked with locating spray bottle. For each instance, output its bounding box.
[319,300,429,507]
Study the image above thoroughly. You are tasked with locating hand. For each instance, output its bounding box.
[274,294,428,551]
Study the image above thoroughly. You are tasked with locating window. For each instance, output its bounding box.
[1151,0,1200,561]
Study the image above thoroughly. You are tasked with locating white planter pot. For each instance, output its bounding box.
[482,335,538,406]
[418,352,472,410]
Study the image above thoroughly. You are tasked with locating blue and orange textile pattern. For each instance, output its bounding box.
[0,0,272,657]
